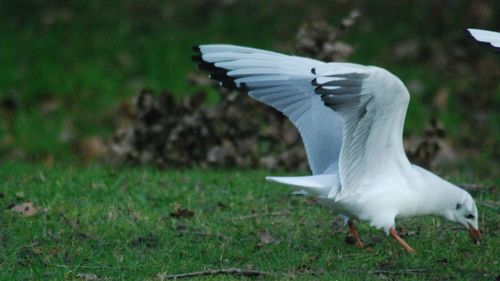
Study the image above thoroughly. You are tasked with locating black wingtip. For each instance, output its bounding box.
[314,85,322,93]
[198,61,216,71]
[191,55,203,63]
[466,29,500,51]
[209,72,229,81]
[190,45,248,92]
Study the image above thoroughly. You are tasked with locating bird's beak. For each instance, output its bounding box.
[467,223,481,242]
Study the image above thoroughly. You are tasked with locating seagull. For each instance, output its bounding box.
[193,44,481,254]
[468,28,500,48]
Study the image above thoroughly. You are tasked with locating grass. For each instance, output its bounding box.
[1,0,346,158]
[1,1,498,163]
[0,2,498,280]
[1,163,498,280]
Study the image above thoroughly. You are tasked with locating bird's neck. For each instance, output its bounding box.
[414,166,462,216]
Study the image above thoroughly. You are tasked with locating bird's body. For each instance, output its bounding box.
[193,43,480,253]
[273,162,468,234]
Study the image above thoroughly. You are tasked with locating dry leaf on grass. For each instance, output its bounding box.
[405,119,457,169]
[295,10,359,61]
[130,233,160,249]
[11,202,38,217]
[40,97,62,116]
[256,230,275,248]
[396,226,419,237]
[80,137,108,161]
[433,88,449,109]
[170,204,194,219]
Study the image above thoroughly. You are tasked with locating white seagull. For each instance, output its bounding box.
[468,28,500,48]
[193,44,481,253]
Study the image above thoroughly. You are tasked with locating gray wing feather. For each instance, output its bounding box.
[313,64,410,198]
[194,44,343,175]
[468,28,500,48]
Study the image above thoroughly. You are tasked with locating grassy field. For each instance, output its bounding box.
[1,1,498,163]
[1,2,499,280]
[1,163,498,280]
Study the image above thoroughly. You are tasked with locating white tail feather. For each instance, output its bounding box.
[266,174,339,197]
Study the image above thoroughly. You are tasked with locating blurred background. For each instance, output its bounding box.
[0,0,499,179]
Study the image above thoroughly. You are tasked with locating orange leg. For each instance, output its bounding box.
[348,219,364,248]
[390,227,416,254]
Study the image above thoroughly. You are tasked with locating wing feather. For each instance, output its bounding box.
[313,64,411,198]
[194,44,343,175]
[468,28,500,48]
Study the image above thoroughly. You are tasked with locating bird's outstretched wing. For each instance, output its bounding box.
[312,64,411,199]
[194,44,412,199]
[193,44,344,175]
[468,28,500,48]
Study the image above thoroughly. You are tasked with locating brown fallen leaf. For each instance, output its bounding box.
[295,10,359,62]
[170,204,194,219]
[256,230,275,248]
[80,136,108,161]
[40,97,62,116]
[114,100,135,130]
[130,233,160,249]
[433,87,449,109]
[11,202,38,217]
[396,226,419,237]
[127,207,144,221]
[43,154,54,168]
[405,119,457,169]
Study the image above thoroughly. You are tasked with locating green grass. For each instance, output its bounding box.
[1,1,498,165]
[1,0,348,158]
[1,163,498,280]
[0,2,499,279]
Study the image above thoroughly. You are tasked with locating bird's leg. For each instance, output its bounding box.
[348,219,364,248]
[389,227,416,254]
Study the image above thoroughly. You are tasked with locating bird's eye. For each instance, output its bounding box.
[465,214,474,219]
[456,203,462,210]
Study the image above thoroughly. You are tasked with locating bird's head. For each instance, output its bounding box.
[443,189,480,242]
[416,166,481,242]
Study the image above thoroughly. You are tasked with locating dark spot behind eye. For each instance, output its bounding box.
[456,203,462,210]
[465,214,474,219]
